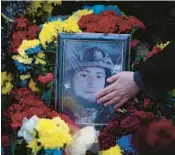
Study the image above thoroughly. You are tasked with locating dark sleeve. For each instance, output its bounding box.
[134,39,175,92]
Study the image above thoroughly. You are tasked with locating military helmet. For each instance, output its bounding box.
[65,47,114,72]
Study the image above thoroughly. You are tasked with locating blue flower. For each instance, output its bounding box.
[83,5,123,15]
[26,45,42,55]
[14,61,27,73]
[92,5,106,14]
[116,134,136,153]
[45,148,62,155]
[83,5,105,14]
[105,5,123,16]
[20,79,28,87]
[48,16,63,22]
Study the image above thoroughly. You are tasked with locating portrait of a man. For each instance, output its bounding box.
[57,33,131,126]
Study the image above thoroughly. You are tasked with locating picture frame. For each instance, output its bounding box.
[56,33,131,126]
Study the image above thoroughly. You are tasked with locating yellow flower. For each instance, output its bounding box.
[35,58,46,65]
[39,9,92,48]
[20,73,31,80]
[157,41,171,50]
[34,52,46,65]
[27,139,42,155]
[53,117,70,133]
[12,55,33,64]
[71,9,93,21]
[2,82,13,95]
[1,72,13,95]
[62,18,82,33]
[1,72,12,86]
[37,52,45,59]
[1,72,6,86]
[61,9,92,33]
[36,117,72,149]
[29,78,40,92]
[99,145,124,155]
[18,39,40,57]
[39,21,61,49]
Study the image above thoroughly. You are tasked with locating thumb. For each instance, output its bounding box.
[107,73,121,83]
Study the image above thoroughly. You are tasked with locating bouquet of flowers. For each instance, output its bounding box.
[1,1,175,155]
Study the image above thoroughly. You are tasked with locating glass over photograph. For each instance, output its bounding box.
[57,33,131,126]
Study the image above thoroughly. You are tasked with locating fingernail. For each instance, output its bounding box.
[97,100,100,104]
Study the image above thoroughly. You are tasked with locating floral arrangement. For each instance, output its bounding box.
[1,1,175,155]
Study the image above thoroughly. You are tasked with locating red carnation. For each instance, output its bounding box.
[130,39,141,48]
[10,112,29,128]
[3,87,79,136]
[102,117,121,137]
[98,132,116,150]
[120,114,140,134]
[11,88,32,100]
[27,107,47,117]
[14,16,29,29]
[38,75,48,84]
[96,16,117,33]
[19,95,36,106]
[10,39,23,53]
[48,110,60,118]
[7,103,24,113]
[133,119,175,155]
[78,13,99,29]
[78,10,141,34]
[34,100,46,108]
[84,23,97,32]
[27,25,40,39]
[101,10,118,16]
[146,120,175,147]
[147,45,161,58]
[27,25,39,33]
[38,72,54,84]
[98,111,155,150]
[116,17,133,33]
[134,111,155,121]
[1,135,13,148]
[143,98,151,108]
[12,31,27,41]
[128,16,146,29]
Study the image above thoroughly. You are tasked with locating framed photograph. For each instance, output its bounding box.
[56,33,131,126]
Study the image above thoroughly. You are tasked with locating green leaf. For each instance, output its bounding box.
[10,141,16,155]
[46,81,54,88]
[131,26,138,35]
[41,89,53,106]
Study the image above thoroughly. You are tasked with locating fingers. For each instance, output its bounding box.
[104,96,121,107]
[97,90,119,104]
[96,84,115,99]
[107,73,121,83]
[114,98,128,109]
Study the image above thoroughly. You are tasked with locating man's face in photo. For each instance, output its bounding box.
[72,67,106,102]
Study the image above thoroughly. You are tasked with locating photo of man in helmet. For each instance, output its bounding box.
[63,46,119,125]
